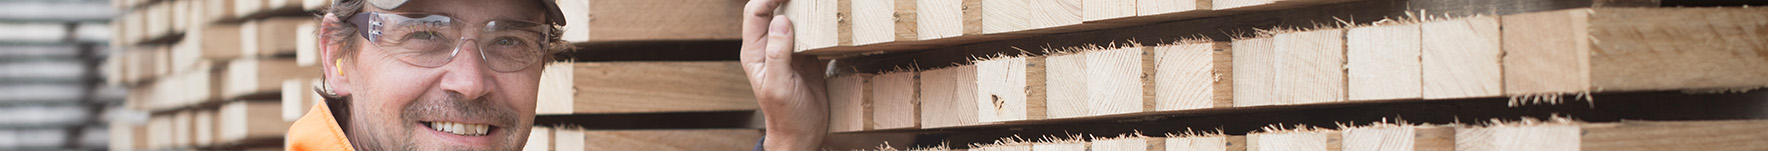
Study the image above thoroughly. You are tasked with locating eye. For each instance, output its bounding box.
[494,37,525,46]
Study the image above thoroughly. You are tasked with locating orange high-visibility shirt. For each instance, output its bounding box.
[286,102,357,151]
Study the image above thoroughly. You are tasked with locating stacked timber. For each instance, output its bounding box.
[106,0,328,150]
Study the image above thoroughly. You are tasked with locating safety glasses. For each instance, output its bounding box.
[346,12,553,72]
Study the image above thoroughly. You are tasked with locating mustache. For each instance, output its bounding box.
[402,92,521,127]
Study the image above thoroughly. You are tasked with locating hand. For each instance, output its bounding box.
[739,0,829,150]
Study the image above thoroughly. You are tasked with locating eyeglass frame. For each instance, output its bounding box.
[343,11,557,72]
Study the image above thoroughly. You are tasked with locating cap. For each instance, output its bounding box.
[345,0,568,26]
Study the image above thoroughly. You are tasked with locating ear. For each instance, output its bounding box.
[320,14,354,97]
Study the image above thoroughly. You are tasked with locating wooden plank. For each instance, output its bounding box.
[1229,36,1275,107]
[233,0,261,19]
[1454,122,1580,151]
[976,56,1042,123]
[916,0,1020,42]
[1092,136,1164,151]
[193,109,216,147]
[1580,120,1768,151]
[1341,125,1453,151]
[1247,130,1341,151]
[787,0,842,52]
[994,0,1085,34]
[203,0,235,24]
[173,111,192,148]
[829,74,873,132]
[871,71,921,130]
[555,128,585,151]
[920,64,981,128]
[1274,29,1346,105]
[1501,8,1768,96]
[240,17,313,57]
[281,78,309,121]
[1345,23,1421,101]
[1137,0,1215,20]
[523,127,553,151]
[1044,52,1088,118]
[148,115,172,149]
[1085,45,1154,116]
[537,61,759,114]
[1084,0,1136,22]
[574,129,763,151]
[1152,41,1233,111]
[217,100,290,145]
[296,21,319,67]
[224,58,318,100]
[1032,141,1085,151]
[1420,16,1503,99]
[536,63,575,115]
[302,0,330,11]
[976,143,1032,151]
[851,0,919,46]
[558,0,741,44]
[1165,135,1247,151]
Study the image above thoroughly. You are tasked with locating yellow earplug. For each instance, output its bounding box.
[334,58,344,75]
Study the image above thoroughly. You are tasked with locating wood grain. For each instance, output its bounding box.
[871,71,922,130]
[1093,137,1163,151]
[572,0,743,44]
[1341,125,1453,151]
[217,100,289,145]
[1166,136,1247,151]
[829,74,873,132]
[976,57,1041,122]
[1153,41,1233,111]
[1044,52,1089,118]
[1230,36,1276,107]
[577,129,763,151]
[1421,17,1503,99]
[1502,8,1768,95]
[1248,131,1342,151]
[566,61,759,114]
[1345,24,1421,101]
[921,64,981,128]
[1275,29,1347,105]
[1085,46,1155,116]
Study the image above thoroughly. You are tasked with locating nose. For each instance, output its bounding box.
[437,37,492,100]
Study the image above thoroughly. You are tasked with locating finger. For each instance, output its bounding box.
[763,15,797,77]
[743,0,789,48]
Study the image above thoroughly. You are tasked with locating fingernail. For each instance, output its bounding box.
[769,15,792,35]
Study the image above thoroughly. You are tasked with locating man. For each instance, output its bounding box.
[287,0,824,150]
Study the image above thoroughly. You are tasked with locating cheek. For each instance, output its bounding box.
[353,62,441,116]
[492,72,541,114]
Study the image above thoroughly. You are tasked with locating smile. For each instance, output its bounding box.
[423,121,493,136]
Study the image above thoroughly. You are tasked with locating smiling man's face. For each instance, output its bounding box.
[328,0,549,150]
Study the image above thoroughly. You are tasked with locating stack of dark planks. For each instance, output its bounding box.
[798,0,1768,150]
[107,0,332,150]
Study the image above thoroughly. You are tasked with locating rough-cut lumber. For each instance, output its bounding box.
[281,78,312,121]
[523,127,552,151]
[1085,45,1155,116]
[871,71,921,130]
[1230,36,1275,107]
[240,17,313,57]
[920,65,981,128]
[991,0,1085,34]
[976,143,1032,151]
[787,0,841,52]
[224,59,318,100]
[556,0,743,44]
[173,111,191,148]
[1044,52,1088,118]
[829,74,873,132]
[1033,141,1086,151]
[1166,135,1247,151]
[1137,0,1213,19]
[177,24,242,68]
[148,115,171,149]
[1501,8,1768,95]
[1153,41,1233,111]
[1275,29,1347,105]
[302,0,330,11]
[554,128,585,151]
[233,0,262,19]
[295,21,319,67]
[916,0,1019,42]
[1247,130,1341,151]
[1212,0,1342,11]
[1085,0,1136,22]
[535,63,575,115]
[1421,16,1503,99]
[1093,136,1164,151]
[572,129,763,151]
[1341,125,1453,151]
[218,100,289,145]
[535,61,758,114]
[976,56,1044,123]
[193,109,216,147]
[203,0,235,24]
[1345,23,1421,101]
[851,0,919,46]
[1457,120,1768,151]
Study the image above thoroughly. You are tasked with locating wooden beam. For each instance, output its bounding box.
[280,78,313,121]
[851,0,919,46]
[536,63,575,115]
[555,0,741,44]
[224,58,318,100]
[1340,125,1453,151]
[921,64,982,128]
[1152,41,1233,111]
[1230,36,1275,107]
[1275,29,1347,105]
[1501,8,1768,96]
[871,71,922,130]
[203,0,235,24]
[182,24,242,66]
[1247,130,1341,151]
[193,109,216,147]
[1166,135,1247,151]
[916,0,1022,42]
[555,128,585,151]
[1137,0,1215,20]
[240,17,313,58]
[1085,45,1154,116]
[1345,23,1421,101]
[1084,0,1136,22]
[535,61,759,114]
[296,21,319,67]
[787,0,842,52]
[1044,52,1088,119]
[523,127,552,151]
[976,56,1043,123]
[217,100,290,146]
[148,114,172,149]
[1033,141,1086,151]
[172,111,192,148]
[829,74,874,132]
[1092,136,1164,151]
[302,0,330,11]
[573,129,764,151]
[1580,120,1768,151]
[1420,16,1503,99]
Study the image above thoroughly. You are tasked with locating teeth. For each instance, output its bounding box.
[430,121,491,136]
